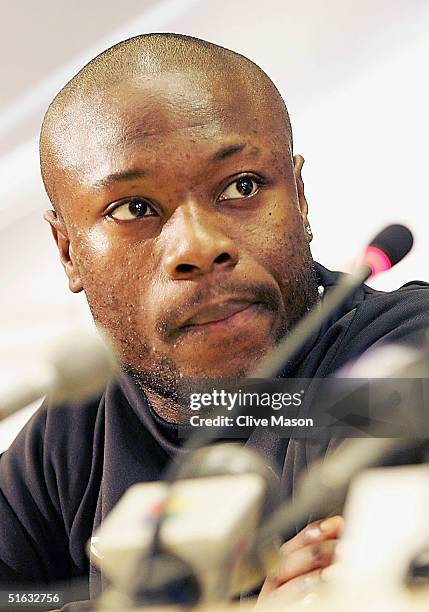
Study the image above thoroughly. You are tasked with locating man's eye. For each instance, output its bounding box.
[108,198,155,221]
[218,176,261,201]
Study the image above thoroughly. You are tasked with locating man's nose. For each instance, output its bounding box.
[162,207,239,280]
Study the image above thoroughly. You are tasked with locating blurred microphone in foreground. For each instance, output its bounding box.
[0,326,118,419]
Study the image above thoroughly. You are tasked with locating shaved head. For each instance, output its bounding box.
[40,32,317,411]
[40,33,292,213]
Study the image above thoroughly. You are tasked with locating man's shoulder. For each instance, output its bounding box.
[43,391,103,433]
[317,261,429,295]
[314,263,429,373]
[339,273,429,364]
[1,388,104,471]
[316,261,429,321]
[356,275,429,330]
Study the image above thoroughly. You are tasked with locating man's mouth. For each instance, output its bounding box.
[179,300,265,334]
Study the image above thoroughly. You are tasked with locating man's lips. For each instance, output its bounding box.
[180,300,262,328]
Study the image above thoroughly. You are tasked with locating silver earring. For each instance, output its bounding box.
[306,225,312,236]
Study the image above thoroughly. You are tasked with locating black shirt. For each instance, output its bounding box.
[1,263,429,607]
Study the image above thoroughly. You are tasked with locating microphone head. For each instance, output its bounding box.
[175,444,280,518]
[363,224,414,277]
[47,326,118,404]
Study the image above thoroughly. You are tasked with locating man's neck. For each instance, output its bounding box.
[143,387,190,424]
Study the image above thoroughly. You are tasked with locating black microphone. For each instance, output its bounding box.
[368,223,413,269]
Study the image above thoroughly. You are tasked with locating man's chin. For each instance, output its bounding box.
[124,345,271,398]
[182,359,262,380]
[119,312,290,400]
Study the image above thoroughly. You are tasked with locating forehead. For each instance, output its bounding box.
[49,71,289,187]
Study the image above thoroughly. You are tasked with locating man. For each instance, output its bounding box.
[0,33,428,609]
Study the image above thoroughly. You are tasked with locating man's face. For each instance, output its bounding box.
[47,71,318,394]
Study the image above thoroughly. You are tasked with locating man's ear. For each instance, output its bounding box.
[293,154,312,242]
[43,210,83,293]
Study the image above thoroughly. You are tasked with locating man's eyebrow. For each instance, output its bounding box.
[92,143,250,188]
[92,168,146,189]
[209,143,247,162]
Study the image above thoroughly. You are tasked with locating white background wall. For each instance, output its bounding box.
[1,0,428,450]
